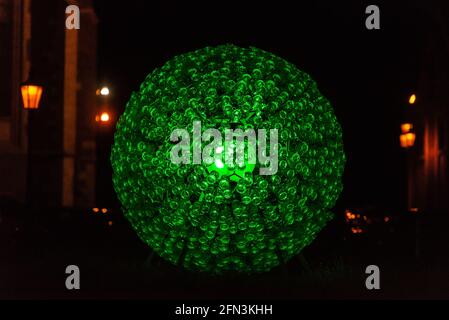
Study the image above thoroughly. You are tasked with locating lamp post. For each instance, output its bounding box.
[20,79,44,205]
[400,123,416,149]
[95,86,115,208]
[400,123,415,210]
[400,93,418,209]
[401,93,420,259]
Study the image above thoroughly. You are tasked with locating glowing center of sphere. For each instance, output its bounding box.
[206,143,256,182]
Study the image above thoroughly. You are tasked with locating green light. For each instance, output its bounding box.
[111,44,346,273]
[206,143,256,182]
[215,159,224,169]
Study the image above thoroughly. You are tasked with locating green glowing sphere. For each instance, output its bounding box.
[111,44,345,273]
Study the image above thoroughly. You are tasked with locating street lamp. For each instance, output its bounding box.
[401,123,413,133]
[96,86,110,96]
[95,111,111,123]
[95,85,114,208]
[20,78,44,206]
[408,94,416,105]
[100,112,110,122]
[400,123,415,148]
[400,132,416,148]
[400,121,417,217]
[20,81,43,109]
[96,85,112,124]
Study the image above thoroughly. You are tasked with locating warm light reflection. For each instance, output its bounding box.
[423,121,439,180]
[108,221,113,227]
[401,123,413,134]
[410,208,419,213]
[351,227,363,234]
[384,216,390,223]
[408,94,416,104]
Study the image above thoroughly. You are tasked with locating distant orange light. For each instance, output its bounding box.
[408,94,416,105]
[410,207,419,213]
[345,210,352,219]
[101,208,108,214]
[405,133,416,147]
[351,227,363,234]
[92,207,99,213]
[400,132,416,148]
[400,134,407,148]
[345,210,357,220]
[384,216,390,223]
[99,87,110,96]
[108,221,113,227]
[96,112,111,123]
[401,123,413,134]
[100,112,110,122]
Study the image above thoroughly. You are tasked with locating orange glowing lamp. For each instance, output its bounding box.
[96,112,111,123]
[345,209,357,221]
[401,123,413,134]
[21,82,43,109]
[408,94,416,105]
[400,132,416,148]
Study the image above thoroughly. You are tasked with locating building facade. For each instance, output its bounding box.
[0,0,97,208]
[411,17,449,212]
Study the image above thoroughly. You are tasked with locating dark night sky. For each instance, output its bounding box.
[92,0,444,210]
